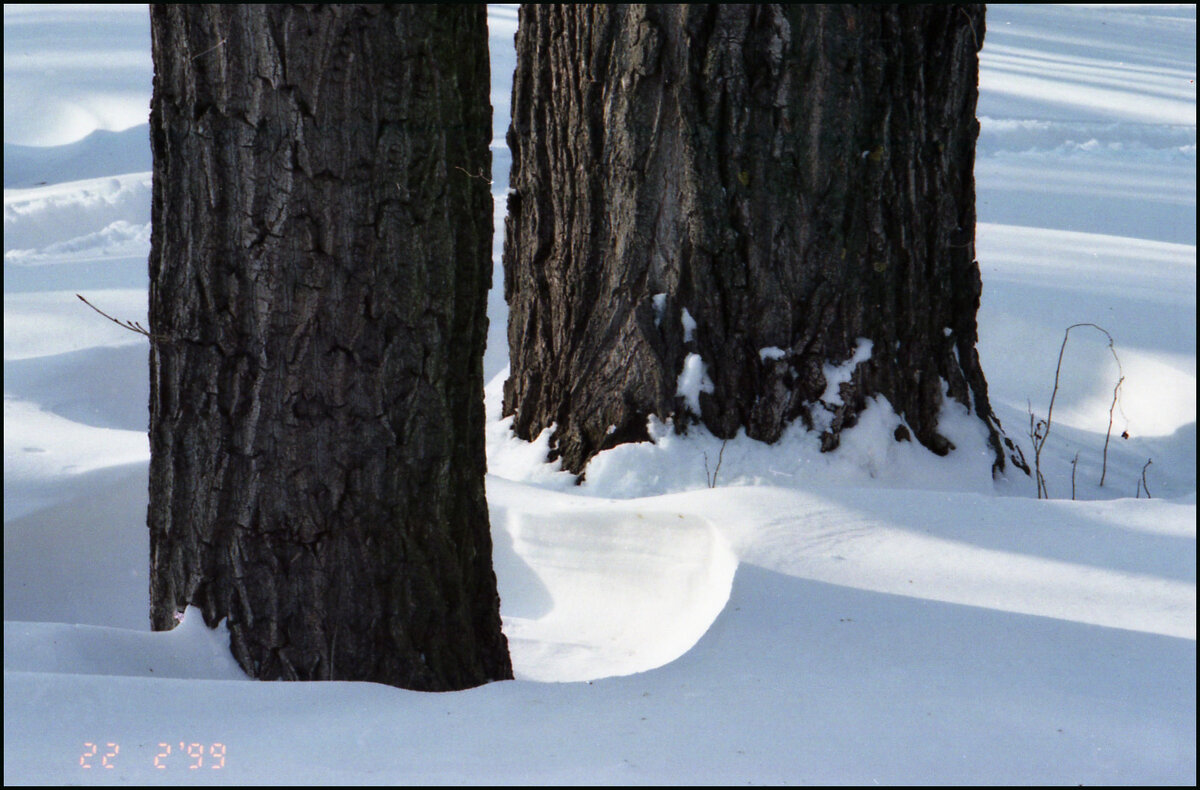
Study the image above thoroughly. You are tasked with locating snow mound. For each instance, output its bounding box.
[3,125,153,189]
[489,478,738,682]
[3,608,245,680]
[3,173,151,259]
[696,486,1196,640]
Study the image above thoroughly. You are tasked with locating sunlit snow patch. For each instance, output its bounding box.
[3,396,148,483]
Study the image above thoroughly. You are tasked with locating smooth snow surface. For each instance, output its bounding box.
[4,4,1196,785]
[490,479,738,682]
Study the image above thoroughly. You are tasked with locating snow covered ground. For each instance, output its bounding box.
[4,4,1195,784]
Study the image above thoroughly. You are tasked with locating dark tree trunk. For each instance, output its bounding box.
[503,4,1026,477]
[148,4,512,691]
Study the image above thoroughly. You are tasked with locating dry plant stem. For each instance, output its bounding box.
[1028,400,1048,499]
[1141,458,1152,499]
[1070,451,1079,500]
[1100,375,1124,487]
[1031,322,1123,500]
[704,439,728,488]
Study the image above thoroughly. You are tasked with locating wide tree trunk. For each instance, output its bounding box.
[148,4,512,691]
[503,4,1025,477]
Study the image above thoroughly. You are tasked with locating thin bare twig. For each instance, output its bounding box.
[77,293,150,338]
[959,7,980,51]
[1140,458,1152,499]
[454,166,493,185]
[77,293,174,344]
[190,37,227,62]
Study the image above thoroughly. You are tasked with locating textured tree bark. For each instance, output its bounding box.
[504,4,1026,478]
[148,4,512,691]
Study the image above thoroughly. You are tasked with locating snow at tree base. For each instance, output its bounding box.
[4,4,1195,785]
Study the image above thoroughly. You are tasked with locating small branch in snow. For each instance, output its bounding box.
[704,439,727,488]
[1070,452,1080,500]
[1100,374,1125,487]
[1136,458,1152,499]
[1027,400,1048,499]
[1028,322,1123,500]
